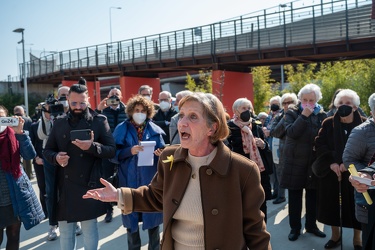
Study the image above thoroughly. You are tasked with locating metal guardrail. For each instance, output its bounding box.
[15,0,374,79]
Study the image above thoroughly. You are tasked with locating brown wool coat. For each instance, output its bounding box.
[120,141,271,250]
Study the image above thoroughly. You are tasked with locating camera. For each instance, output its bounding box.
[49,104,64,117]
[44,94,64,117]
[106,95,120,106]
[58,96,67,102]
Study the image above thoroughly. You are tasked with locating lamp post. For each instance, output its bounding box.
[109,6,122,44]
[13,28,29,116]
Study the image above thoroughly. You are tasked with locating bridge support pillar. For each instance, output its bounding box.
[119,76,160,103]
[61,79,98,108]
[211,70,253,117]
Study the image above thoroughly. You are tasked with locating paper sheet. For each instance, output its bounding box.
[137,141,156,166]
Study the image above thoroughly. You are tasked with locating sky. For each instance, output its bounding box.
[0,0,302,81]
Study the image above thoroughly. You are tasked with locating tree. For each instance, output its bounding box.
[284,63,318,94]
[317,60,375,114]
[0,92,44,116]
[185,70,212,93]
[284,60,375,115]
[251,66,275,113]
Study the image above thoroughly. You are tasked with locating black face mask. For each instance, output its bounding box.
[270,104,280,112]
[337,105,353,117]
[240,110,251,122]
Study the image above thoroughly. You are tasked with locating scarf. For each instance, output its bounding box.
[233,115,265,172]
[0,127,21,179]
[131,120,146,142]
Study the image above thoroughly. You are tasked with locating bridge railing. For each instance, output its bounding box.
[23,0,373,79]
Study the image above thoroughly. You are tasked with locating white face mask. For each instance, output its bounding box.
[60,100,69,108]
[0,126,6,133]
[159,101,170,111]
[132,112,146,125]
[143,95,151,101]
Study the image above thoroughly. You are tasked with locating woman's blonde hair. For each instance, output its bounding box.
[179,92,229,144]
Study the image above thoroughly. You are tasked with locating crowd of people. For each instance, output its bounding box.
[1,78,375,250]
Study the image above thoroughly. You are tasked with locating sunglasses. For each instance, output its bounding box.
[70,102,88,107]
[282,101,294,105]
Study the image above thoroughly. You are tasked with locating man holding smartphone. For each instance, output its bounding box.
[43,80,116,250]
[95,87,127,222]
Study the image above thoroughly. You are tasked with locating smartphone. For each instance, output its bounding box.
[106,98,120,106]
[70,129,92,141]
[0,117,19,126]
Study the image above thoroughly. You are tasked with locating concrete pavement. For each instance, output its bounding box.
[2,178,361,250]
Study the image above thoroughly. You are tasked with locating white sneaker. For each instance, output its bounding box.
[75,222,83,236]
[47,225,58,241]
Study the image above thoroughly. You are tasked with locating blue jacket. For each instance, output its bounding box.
[113,118,164,232]
[6,133,44,230]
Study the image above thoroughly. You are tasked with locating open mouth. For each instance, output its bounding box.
[180,132,190,139]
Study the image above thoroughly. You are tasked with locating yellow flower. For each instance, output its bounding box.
[162,155,174,171]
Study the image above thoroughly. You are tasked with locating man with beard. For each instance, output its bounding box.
[43,80,116,250]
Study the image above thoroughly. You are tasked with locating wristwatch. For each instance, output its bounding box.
[92,142,102,154]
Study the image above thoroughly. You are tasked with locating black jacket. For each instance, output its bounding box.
[227,120,272,200]
[152,106,177,144]
[280,103,327,190]
[43,108,116,222]
[96,102,127,133]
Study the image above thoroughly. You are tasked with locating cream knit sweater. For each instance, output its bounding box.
[171,148,217,250]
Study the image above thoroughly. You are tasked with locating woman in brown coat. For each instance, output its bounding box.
[83,92,271,249]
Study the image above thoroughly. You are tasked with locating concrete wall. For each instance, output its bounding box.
[0,81,55,97]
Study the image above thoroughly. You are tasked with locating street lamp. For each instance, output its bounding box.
[13,28,29,116]
[109,6,122,44]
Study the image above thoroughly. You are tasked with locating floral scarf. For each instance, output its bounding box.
[130,120,146,142]
[233,115,265,172]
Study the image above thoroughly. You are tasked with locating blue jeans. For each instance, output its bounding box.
[59,219,98,250]
[127,226,160,250]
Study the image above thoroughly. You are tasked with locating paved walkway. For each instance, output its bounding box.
[1,179,360,250]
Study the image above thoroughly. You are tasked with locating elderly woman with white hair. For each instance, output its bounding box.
[269,92,298,204]
[227,98,273,222]
[280,83,327,241]
[314,89,366,249]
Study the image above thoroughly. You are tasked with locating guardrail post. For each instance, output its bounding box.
[345,0,350,51]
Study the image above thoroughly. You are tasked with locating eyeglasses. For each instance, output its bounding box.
[159,99,169,102]
[70,101,88,107]
[282,101,294,105]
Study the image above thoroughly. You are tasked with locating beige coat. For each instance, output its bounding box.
[120,141,271,250]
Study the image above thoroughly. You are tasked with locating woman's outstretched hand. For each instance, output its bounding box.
[83,178,118,202]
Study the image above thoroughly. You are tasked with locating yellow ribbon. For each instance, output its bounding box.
[162,155,174,171]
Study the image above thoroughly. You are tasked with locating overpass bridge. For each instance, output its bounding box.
[24,0,375,84]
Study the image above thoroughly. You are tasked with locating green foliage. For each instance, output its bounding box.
[252,66,275,113]
[284,63,318,94]
[283,60,375,115]
[317,60,375,114]
[0,92,44,116]
[185,70,212,93]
